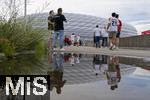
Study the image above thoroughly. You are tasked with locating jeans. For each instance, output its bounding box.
[95,36,103,48]
[102,37,108,47]
[52,53,64,72]
[52,30,64,48]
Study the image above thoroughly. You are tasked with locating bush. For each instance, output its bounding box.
[0,39,15,58]
[0,19,46,58]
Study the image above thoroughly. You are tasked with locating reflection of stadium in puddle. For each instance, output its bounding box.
[0,52,150,99]
[50,53,148,85]
[50,53,150,100]
[63,63,136,85]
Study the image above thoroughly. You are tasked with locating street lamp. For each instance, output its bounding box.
[24,0,27,18]
[24,0,27,27]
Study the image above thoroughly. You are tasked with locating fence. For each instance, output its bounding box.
[84,35,150,49]
[119,34,150,48]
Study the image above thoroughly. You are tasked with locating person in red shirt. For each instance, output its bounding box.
[115,14,122,49]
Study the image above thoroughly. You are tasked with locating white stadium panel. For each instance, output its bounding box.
[25,13,138,39]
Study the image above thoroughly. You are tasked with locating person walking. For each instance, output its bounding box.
[115,14,122,49]
[94,25,101,48]
[107,12,118,50]
[52,8,67,50]
[48,10,55,49]
[101,26,108,48]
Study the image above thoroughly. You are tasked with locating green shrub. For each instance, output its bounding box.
[0,39,15,58]
[0,19,47,58]
[35,41,45,60]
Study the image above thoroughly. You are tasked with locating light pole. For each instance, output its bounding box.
[24,0,27,18]
[24,0,27,29]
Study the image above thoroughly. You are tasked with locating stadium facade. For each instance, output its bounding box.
[27,13,138,40]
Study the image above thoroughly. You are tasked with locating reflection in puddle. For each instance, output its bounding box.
[48,53,149,94]
[48,52,66,94]
[0,52,150,100]
[49,52,150,100]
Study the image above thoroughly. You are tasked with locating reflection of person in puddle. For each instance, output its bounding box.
[70,53,81,66]
[93,54,102,76]
[70,53,75,66]
[49,52,66,94]
[74,53,81,64]
[100,55,108,74]
[106,56,121,90]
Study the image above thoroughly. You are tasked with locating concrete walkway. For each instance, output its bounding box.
[57,46,150,58]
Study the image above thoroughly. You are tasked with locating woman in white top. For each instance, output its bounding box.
[101,26,108,48]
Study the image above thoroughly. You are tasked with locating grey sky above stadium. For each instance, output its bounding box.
[27,0,150,32]
[25,0,150,22]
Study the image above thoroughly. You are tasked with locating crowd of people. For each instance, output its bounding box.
[48,8,122,51]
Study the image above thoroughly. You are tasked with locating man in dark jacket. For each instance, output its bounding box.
[52,8,67,50]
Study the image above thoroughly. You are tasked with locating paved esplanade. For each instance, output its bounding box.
[56,46,150,58]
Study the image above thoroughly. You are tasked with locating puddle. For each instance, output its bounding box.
[0,52,150,100]
[49,52,150,100]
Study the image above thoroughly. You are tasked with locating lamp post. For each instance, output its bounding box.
[24,0,27,30]
[24,0,27,18]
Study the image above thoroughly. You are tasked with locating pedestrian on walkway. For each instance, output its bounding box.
[93,25,101,48]
[48,10,55,49]
[115,14,122,49]
[52,8,67,50]
[107,12,118,50]
[101,26,108,48]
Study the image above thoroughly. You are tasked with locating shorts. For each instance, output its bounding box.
[108,31,117,38]
[116,32,121,38]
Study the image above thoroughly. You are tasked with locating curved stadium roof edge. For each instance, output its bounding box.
[21,12,138,38]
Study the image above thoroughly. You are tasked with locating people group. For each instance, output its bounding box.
[93,12,122,50]
[93,25,108,48]
[48,8,122,51]
[107,12,122,50]
[48,8,67,51]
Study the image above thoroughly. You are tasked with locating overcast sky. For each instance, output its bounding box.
[26,0,150,31]
[1,0,150,32]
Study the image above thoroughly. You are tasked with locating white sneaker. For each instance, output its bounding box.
[115,47,119,50]
[112,45,116,50]
[60,48,65,51]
